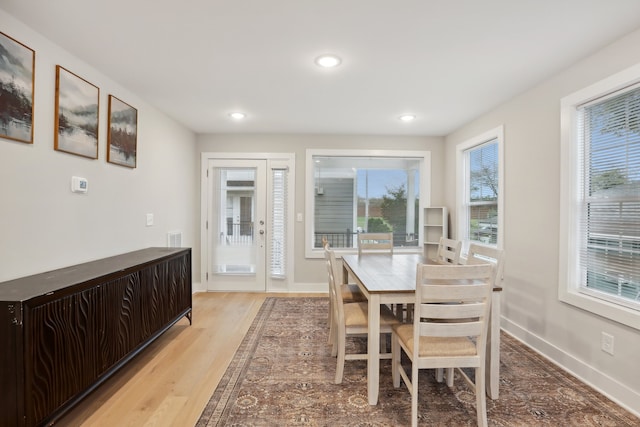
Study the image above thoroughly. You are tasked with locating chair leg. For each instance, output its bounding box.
[446,367,454,387]
[394,304,404,321]
[331,325,344,357]
[328,305,337,352]
[411,362,419,427]
[435,368,444,382]
[334,329,346,384]
[475,367,488,427]
[391,333,400,388]
[380,334,386,354]
[327,298,333,345]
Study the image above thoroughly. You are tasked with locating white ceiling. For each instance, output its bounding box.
[4,0,640,136]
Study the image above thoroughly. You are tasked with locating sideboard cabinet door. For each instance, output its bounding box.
[0,247,191,427]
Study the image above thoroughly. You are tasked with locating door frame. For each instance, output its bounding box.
[200,152,295,292]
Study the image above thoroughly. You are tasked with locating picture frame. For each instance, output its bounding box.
[54,65,99,158]
[0,31,35,144]
[107,95,137,168]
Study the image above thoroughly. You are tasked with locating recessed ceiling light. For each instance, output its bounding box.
[399,114,416,122]
[315,54,342,68]
[229,112,246,120]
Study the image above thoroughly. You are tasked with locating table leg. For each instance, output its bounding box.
[486,290,500,399]
[367,293,381,405]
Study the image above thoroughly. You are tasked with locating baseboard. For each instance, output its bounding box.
[191,282,327,294]
[285,282,327,293]
[192,281,205,293]
[502,317,640,418]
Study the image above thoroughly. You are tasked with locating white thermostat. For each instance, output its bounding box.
[71,176,88,193]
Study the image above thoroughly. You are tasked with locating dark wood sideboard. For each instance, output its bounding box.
[0,247,192,427]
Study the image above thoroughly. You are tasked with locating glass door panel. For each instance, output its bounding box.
[207,159,266,291]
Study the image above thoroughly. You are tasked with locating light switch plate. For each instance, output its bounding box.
[146,213,154,226]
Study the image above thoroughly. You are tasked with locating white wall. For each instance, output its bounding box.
[196,133,445,289]
[444,28,640,415]
[0,9,199,284]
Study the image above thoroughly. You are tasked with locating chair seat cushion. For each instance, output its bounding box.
[343,302,399,328]
[392,324,477,357]
[341,283,366,302]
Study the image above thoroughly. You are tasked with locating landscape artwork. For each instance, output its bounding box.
[0,32,35,144]
[54,65,99,158]
[107,95,137,168]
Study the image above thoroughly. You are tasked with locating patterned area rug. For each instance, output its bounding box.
[196,297,639,426]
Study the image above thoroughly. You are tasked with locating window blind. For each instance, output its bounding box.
[270,168,287,279]
[578,86,640,308]
[464,140,499,245]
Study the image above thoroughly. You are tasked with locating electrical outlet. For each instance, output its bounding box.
[601,332,614,355]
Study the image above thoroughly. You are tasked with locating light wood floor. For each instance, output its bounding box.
[59,292,323,427]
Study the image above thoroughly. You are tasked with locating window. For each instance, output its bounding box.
[270,167,288,278]
[560,64,640,329]
[305,150,430,257]
[456,126,504,253]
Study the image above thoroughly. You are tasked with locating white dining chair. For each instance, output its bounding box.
[357,232,394,255]
[461,243,506,396]
[324,243,366,348]
[432,237,464,382]
[325,247,399,384]
[391,263,494,427]
[439,242,504,388]
[433,237,462,264]
[465,243,505,287]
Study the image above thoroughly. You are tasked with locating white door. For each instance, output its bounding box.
[207,159,267,291]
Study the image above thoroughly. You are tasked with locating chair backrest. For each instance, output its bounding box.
[434,237,461,264]
[465,243,505,289]
[324,247,345,323]
[413,263,494,362]
[357,232,394,255]
[324,240,344,287]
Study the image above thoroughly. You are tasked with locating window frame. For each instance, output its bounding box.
[305,149,431,258]
[456,126,505,255]
[559,63,640,330]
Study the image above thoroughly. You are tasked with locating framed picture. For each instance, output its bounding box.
[107,95,137,168]
[54,65,99,158]
[0,31,35,144]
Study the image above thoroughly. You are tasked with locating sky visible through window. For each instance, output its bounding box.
[356,169,418,198]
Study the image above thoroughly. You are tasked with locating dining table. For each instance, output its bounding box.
[341,252,502,405]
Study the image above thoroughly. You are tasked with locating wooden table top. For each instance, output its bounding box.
[341,253,423,294]
[342,253,502,293]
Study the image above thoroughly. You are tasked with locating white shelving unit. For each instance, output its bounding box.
[423,207,448,259]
